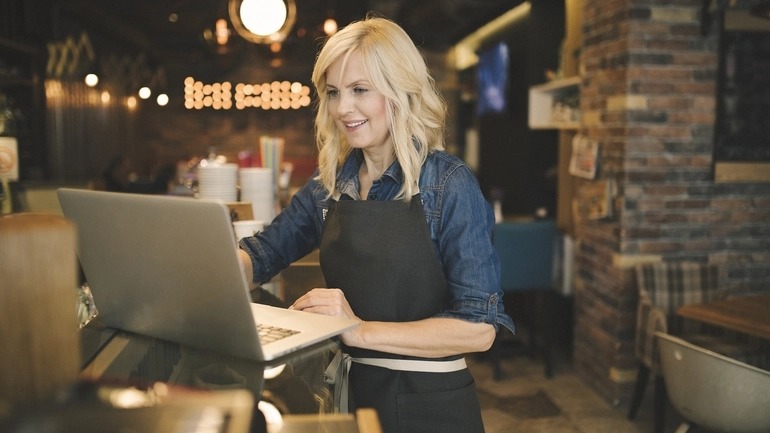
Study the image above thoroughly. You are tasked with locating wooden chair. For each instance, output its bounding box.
[490,219,559,380]
[627,262,764,433]
[656,331,770,433]
[0,213,81,423]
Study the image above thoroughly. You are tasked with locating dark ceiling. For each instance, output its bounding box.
[54,0,523,66]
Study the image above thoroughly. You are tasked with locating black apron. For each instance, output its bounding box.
[320,196,485,433]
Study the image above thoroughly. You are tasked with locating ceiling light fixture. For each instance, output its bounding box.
[323,17,338,35]
[138,86,152,100]
[84,72,99,87]
[229,0,297,44]
[156,93,169,107]
[322,0,338,36]
[214,19,231,46]
[454,2,531,70]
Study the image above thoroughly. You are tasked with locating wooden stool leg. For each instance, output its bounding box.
[0,213,80,421]
[653,374,667,433]
[627,365,649,420]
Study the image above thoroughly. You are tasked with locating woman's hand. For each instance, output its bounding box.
[290,288,364,346]
[290,288,496,357]
[290,288,355,317]
[237,248,258,291]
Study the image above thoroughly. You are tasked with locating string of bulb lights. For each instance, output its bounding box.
[183,77,312,111]
[65,0,335,109]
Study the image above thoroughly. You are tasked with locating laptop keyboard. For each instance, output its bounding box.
[257,323,300,344]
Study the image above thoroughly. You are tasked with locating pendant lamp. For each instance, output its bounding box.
[229,0,297,44]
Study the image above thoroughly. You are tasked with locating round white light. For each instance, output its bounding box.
[323,18,338,35]
[240,0,286,36]
[84,73,99,87]
[138,87,152,99]
[156,93,169,106]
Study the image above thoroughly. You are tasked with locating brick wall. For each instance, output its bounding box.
[574,0,770,404]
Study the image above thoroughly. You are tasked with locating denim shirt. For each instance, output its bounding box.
[239,149,514,333]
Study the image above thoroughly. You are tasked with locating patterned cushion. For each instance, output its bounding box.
[636,262,723,315]
[633,262,745,372]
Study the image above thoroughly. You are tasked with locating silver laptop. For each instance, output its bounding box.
[57,188,358,361]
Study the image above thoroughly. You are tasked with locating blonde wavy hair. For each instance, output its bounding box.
[311,16,447,201]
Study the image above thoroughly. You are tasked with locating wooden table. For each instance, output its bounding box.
[677,293,770,340]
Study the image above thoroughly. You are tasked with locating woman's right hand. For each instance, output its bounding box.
[237,248,258,291]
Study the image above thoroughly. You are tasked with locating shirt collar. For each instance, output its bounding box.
[336,149,404,198]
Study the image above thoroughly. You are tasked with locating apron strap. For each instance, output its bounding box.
[324,351,468,413]
[324,349,353,413]
[352,357,467,373]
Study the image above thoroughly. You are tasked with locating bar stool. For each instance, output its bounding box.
[0,213,81,423]
[490,219,558,380]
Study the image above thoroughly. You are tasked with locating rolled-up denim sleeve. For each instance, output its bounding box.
[430,164,515,334]
[238,178,325,284]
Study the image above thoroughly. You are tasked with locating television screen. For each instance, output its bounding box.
[476,42,509,116]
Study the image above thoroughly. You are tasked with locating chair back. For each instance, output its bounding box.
[633,261,724,370]
[494,220,557,292]
[636,262,723,315]
[0,213,81,422]
[656,332,770,433]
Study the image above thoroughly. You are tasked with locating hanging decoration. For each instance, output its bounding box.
[46,31,168,105]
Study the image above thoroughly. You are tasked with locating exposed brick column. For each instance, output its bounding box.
[572,0,770,404]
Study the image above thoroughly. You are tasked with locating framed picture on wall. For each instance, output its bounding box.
[0,137,19,181]
[572,178,613,221]
[569,134,598,179]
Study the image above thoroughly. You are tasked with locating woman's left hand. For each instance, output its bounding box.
[290,288,364,345]
[290,288,355,317]
[290,288,496,356]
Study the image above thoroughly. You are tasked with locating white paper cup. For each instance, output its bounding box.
[233,219,264,239]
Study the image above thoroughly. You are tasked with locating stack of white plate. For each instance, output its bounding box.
[239,167,275,223]
[197,162,238,202]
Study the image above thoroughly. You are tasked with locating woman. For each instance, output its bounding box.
[238,16,514,433]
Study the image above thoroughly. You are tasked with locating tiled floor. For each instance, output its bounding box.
[469,347,685,433]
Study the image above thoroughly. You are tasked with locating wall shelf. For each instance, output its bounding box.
[528,76,581,130]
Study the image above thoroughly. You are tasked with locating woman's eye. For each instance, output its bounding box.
[353,87,367,95]
[327,89,339,98]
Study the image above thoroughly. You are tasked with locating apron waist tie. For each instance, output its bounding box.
[352,356,467,372]
[324,351,467,413]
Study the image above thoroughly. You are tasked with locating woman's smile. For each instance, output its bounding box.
[344,119,368,130]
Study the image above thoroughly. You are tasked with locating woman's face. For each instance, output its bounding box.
[325,51,391,153]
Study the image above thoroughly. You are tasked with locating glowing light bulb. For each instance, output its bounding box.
[240,0,286,36]
[138,87,152,99]
[323,18,337,35]
[84,73,99,87]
